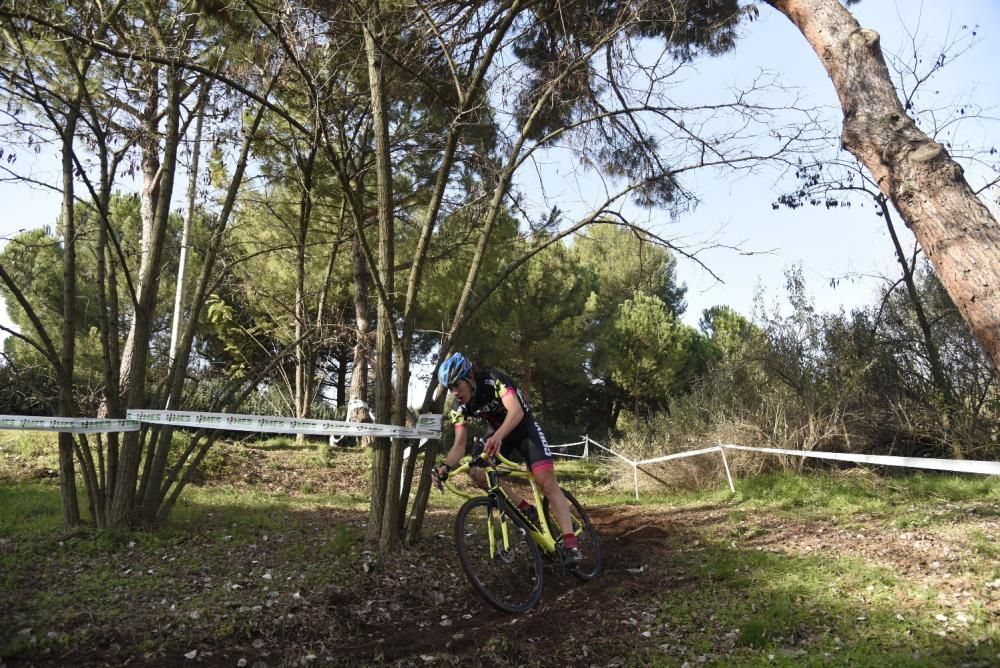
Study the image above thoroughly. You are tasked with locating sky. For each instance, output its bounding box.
[510,0,1000,328]
[665,0,1000,326]
[1,0,998,344]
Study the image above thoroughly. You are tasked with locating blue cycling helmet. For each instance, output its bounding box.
[438,353,473,387]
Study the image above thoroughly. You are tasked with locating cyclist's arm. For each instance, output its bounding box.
[489,392,523,443]
[482,393,523,457]
[441,423,469,469]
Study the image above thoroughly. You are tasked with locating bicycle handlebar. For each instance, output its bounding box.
[435,438,524,497]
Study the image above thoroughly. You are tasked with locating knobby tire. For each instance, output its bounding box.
[543,488,603,581]
[454,496,544,614]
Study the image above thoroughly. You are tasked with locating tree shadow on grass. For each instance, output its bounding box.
[2,484,997,667]
[636,506,999,668]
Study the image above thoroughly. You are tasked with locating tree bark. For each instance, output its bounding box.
[349,228,373,428]
[57,94,81,527]
[765,0,1000,375]
[313,201,347,412]
[111,63,182,528]
[363,15,399,549]
[140,92,271,525]
[293,138,318,445]
[168,85,207,378]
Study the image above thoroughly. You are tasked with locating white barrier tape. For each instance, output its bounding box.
[0,415,140,434]
[635,445,724,467]
[585,437,637,466]
[127,410,441,440]
[722,444,1000,476]
[550,440,587,458]
[549,441,585,449]
[346,399,375,420]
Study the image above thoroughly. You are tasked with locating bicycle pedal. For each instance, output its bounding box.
[560,546,583,568]
[523,507,539,526]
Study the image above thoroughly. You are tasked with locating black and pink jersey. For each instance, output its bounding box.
[449,369,533,441]
[449,368,554,472]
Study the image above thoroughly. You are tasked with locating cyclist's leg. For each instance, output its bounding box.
[497,440,530,507]
[467,437,489,490]
[466,432,528,506]
[530,466,575,538]
[469,468,488,489]
[468,469,525,502]
[520,426,575,539]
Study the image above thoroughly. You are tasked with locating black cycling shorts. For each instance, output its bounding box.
[485,423,554,474]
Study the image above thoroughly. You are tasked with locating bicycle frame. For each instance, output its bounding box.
[443,452,559,556]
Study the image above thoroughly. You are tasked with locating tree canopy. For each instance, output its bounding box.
[0,0,997,545]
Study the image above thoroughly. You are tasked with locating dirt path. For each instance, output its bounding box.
[5,491,998,667]
[318,505,682,666]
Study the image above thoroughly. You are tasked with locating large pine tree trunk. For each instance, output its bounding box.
[765,0,1000,374]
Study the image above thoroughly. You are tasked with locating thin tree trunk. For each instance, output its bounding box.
[878,195,954,407]
[111,63,182,528]
[403,439,438,545]
[103,231,122,520]
[363,16,398,548]
[96,220,121,522]
[766,0,1000,375]
[312,200,347,411]
[141,94,271,525]
[168,86,207,380]
[349,228,373,429]
[57,102,81,527]
[335,348,348,409]
[294,140,318,444]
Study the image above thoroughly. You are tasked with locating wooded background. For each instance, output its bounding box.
[0,0,997,550]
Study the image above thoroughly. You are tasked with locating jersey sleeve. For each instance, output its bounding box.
[449,404,468,428]
[489,370,518,400]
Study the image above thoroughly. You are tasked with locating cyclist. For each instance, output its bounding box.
[433,352,582,564]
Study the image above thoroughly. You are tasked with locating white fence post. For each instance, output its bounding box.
[719,445,735,493]
[583,434,589,458]
[633,463,639,501]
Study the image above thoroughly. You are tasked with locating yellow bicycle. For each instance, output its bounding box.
[437,443,602,613]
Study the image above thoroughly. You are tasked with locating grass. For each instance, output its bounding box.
[0,483,64,536]
[2,436,999,666]
[643,540,998,667]
[615,468,1000,667]
[1,480,365,662]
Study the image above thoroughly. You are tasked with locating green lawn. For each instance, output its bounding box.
[2,435,999,666]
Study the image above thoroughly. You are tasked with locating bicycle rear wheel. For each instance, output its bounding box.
[455,496,544,613]
[544,489,603,581]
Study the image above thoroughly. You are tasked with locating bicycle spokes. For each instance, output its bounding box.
[455,497,544,613]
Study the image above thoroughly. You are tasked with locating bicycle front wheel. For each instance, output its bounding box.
[455,496,544,614]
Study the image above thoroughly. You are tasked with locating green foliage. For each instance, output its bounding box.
[604,292,686,401]
[0,194,191,405]
[645,264,1000,466]
[572,223,687,318]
